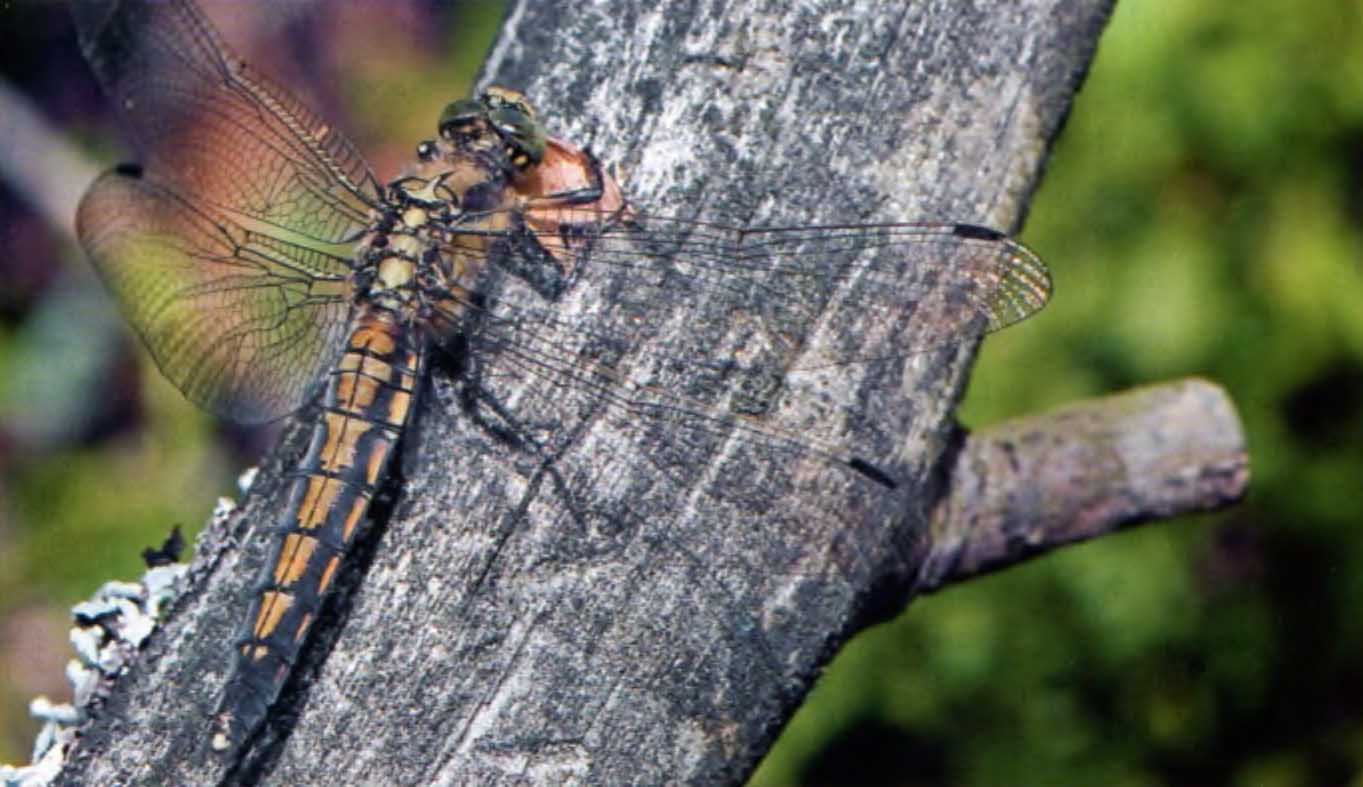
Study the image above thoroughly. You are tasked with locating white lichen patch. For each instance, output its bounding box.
[1,526,198,784]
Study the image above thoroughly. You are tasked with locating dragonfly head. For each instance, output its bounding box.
[436,87,546,173]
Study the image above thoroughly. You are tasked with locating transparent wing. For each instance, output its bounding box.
[573,216,1050,342]
[440,212,1051,475]
[72,0,379,421]
[78,167,353,423]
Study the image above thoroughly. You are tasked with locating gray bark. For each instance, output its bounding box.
[923,378,1250,591]
[52,1,1248,785]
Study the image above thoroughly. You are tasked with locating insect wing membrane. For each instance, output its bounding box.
[572,217,1051,343]
[72,0,379,422]
[77,169,354,423]
[458,213,1050,467]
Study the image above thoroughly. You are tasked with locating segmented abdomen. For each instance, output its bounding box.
[211,307,421,752]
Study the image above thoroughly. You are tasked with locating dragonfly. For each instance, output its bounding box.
[71,0,1050,759]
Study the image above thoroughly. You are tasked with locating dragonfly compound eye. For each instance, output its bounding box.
[436,98,485,141]
[487,106,546,169]
[480,86,537,121]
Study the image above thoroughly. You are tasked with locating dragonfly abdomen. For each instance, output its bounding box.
[211,308,422,753]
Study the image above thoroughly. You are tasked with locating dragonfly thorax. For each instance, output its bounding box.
[351,90,566,341]
[376,255,415,291]
[355,154,518,340]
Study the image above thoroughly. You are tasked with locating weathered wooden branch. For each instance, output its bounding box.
[922,378,1249,591]
[49,0,1248,785]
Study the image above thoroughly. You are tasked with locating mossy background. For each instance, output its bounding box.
[1,1,1360,784]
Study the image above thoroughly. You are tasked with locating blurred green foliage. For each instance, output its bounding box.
[0,0,1360,782]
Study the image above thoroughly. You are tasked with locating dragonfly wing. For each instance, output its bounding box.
[72,0,380,421]
[72,0,381,236]
[572,218,1053,359]
[77,165,353,423]
[450,215,1050,474]
[471,216,1050,384]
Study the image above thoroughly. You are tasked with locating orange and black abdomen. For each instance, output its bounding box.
[212,307,421,752]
